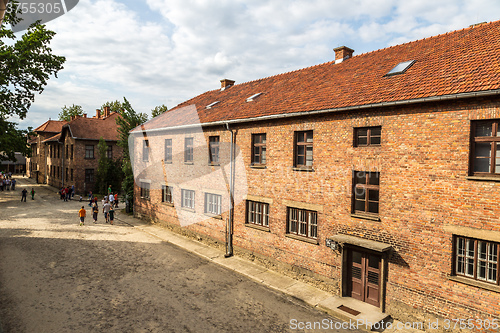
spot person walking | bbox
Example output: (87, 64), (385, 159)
(79, 206), (86, 226)
(109, 206), (114, 225)
(108, 185), (112, 195)
(108, 192), (114, 207)
(114, 193), (118, 208)
(88, 191), (93, 207)
(21, 188), (27, 202)
(30, 188), (35, 200)
(11, 178), (16, 190)
(103, 201), (111, 223)
(92, 202), (99, 224)
(71, 185), (75, 199)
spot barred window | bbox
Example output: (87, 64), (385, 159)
(181, 189), (195, 209)
(85, 145), (94, 159)
(140, 182), (150, 199)
(455, 236), (499, 285)
(287, 207), (317, 239)
(204, 193), (221, 215)
(106, 145), (113, 159)
(85, 169), (94, 183)
(185, 137), (194, 162)
(165, 139), (172, 163)
(162, 185), (173, 204)
(246, 201), (269, 227)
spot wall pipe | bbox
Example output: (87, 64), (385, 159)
(224, 122), (235, 258)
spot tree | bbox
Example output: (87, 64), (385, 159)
(58, 104), (84, 121)
(94, 137), (109, 194)
(151, 104), (168, 118)
(116, 97), (148, 210)
(0, 0), (65, 161)
(102, 100), (123, 113)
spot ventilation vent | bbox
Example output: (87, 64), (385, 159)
(246, 93), (263, 102)
(206, 101), (220, 109)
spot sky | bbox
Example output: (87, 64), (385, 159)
(10, 0), (500, 129)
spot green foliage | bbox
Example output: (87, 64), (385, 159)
(0, 1), (65, 162)
(151, 104), (168, 118)
(58, 104), (83, 121)
(102, 100), (123, 114)
(116, 97), (148, 208)
(94, 137), (124, 195)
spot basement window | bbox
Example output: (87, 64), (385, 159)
(385, 60), (415, 76)
(206, 101), (220, 109)
(246, 93), (263, 102)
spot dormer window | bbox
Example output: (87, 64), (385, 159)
(246, 93), (263, 102)
(206, 101), (220, 109)
(385, 60), (416, 76)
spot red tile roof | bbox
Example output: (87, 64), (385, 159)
(61, 112), (120, 141)
(137, 20), (500, 131)
(34, 120), (67, 133)
(41, 133), (61, 143)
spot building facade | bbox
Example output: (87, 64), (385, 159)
(27, 107), (123, 194)
(131, 21), (500, 326)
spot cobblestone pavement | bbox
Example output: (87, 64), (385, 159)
(0, 177), (360, 333)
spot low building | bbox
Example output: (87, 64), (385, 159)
(131, 21), (500, 325)
(26, 107), (123, 194)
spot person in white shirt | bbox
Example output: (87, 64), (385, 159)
(108, 193), (114, 206)
(103, 201), (111, 223)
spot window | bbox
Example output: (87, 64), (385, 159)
(287, 207), (317, 239)
(85, 169), (94, 183)
(71, 144), (74, 160)
(294, 130), (313, 168)
(143, 140), (149, 162)
(85, 145), (94, 159)
(57, 145), (60, 158)
(162, 185), (173, 204)
(471, 120), (500, 176)
(354, 126), (381, 146)
(246, 201), (269, 227)
(353, 171), (380, 215)
(71, 169), (74, 181)
(184, 137), (194, 162)
(385, 60), (416, 76)
(455, 236), (499, 285)
(65, 145), (68, 158)
(65, 168), (68, 181)
(252, 133), (266, 165)
(164, 139), (172, 163)
(181, 189), (195, 209)
(140, 182), (150, 199)
(106, 145), (113, 159)
(204, 193), (221, 215)
(209, 136), (219, 164)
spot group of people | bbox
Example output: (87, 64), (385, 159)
(21, 188), (35, 202)
(0, 172), (16, 191)
(78, 186), (118, 226)
(59, 185), (75, 201)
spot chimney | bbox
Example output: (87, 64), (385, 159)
(83, 113), (87, 118)
(333, 46), (354, 64)
(220, 79), (235, 90)
(103, 106), (110, 118)
(96, 109), (101, 118)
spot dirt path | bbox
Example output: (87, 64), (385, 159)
(0, 177), (353, 333)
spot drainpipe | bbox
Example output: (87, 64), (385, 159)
(60, 142), (64, 187)
(224, 122), (235, 258)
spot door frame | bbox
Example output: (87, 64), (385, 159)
(341, 244), (388, 312)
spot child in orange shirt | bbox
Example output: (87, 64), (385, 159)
(79, 206), (86, 226)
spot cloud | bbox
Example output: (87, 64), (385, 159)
(17, 0), (500, 130)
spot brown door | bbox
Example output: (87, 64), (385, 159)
(347, 249), (381, 307)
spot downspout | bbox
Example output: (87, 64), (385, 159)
(224, 122), (235, 258)
(61, 142), (64, 187)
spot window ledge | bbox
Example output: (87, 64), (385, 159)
(351, 213), (380, 221)
(245, 223), (270, 232)
(164, 161), (173, 164)
(292, 167), (314, 172)
(204, 213), (222, 219)
(448, 275), (500, 293)
(162, 202), (174, 207)
(250, 164), (267, 169)
(184, 162), (194, 165)
(140, 197), (150, 201)
(466, 176), (500, 182)
(181, 207), (195, 213)
(208, 163), (220, 167)
(285, 233), (319, 245)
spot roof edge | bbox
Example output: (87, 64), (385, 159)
(131, 89), (500, 134)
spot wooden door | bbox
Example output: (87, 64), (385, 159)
(347, 249), (381, 307)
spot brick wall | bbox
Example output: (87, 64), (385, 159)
(134, 96), (500, 324)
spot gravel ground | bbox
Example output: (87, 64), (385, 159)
(0, 178), (357, 333)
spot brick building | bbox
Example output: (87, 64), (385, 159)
(27, 107), (123, 194)
(131, 21), (500, 326)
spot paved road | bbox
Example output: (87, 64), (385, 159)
(0, 178), (358, 333)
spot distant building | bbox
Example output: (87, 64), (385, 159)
(26, 107), (123, 193)
(0, 152), (26, 174)
(130, 21), (500, 325)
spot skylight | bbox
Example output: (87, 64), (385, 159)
(206, 101), (220, 109)
(385, 60), (416, 76)
(246, 93), (263, 102)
